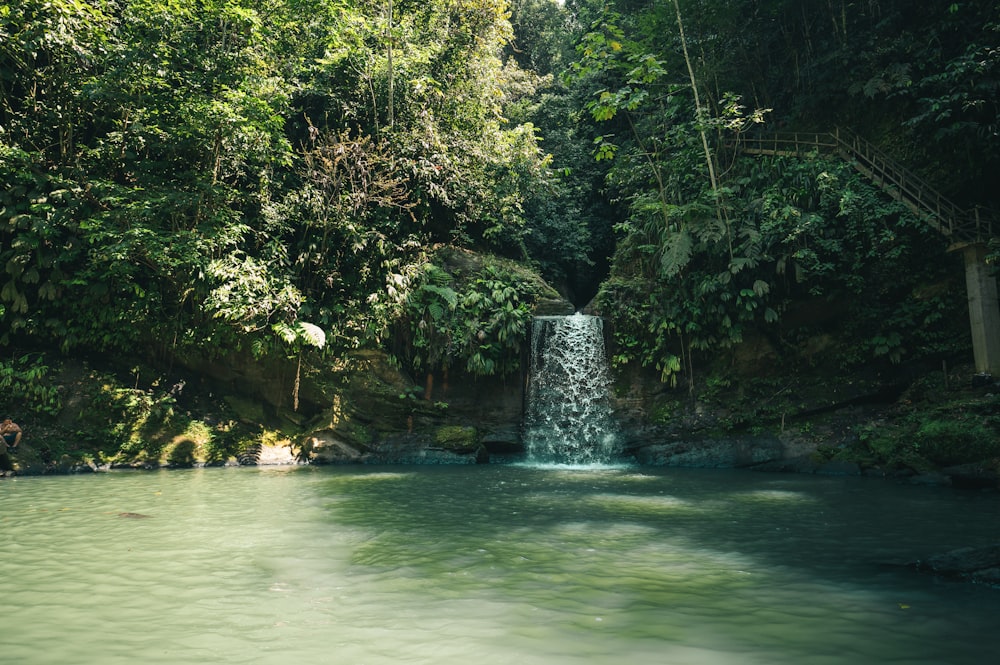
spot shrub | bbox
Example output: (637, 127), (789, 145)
(915, 419), (1000, 466)
(0, 354), (62, 416)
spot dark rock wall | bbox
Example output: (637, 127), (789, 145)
(300, 351), (528, 464)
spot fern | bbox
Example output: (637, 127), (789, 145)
(659, 228), (693, 277)
(296, 322), (326, 349)
(421, 284), (459, 311)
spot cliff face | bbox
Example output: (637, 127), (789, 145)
(607, 361), (879, 471)
(291, 345), (886, 470)
(290, 314), (868, 469)
(299, 350), (527, 465)
(6, 299), (997, 484)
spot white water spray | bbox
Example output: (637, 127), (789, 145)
(524, 314), (620, 464)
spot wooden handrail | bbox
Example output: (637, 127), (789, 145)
(728, 129), (994, 244)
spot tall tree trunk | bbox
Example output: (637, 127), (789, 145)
(672, 0), (718, 195)
(387, 0), (394, 128)
(673, 0), (731, 259)
(293, 352), (302, 412)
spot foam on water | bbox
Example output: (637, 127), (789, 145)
(523, 313), (621, 465)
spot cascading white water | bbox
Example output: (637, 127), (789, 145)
(523, 313), (620, 464)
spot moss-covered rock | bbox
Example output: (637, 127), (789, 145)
(433, 425), (479, 452)
(223, 395), (269, 425)
(166, 438), (197, 468)
(297, 345), (520, 464)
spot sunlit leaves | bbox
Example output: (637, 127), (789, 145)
(273, 320), (326, 350)
(592, 136), (618, 161)
(0, 0), (557, 376)
(0, 354), (62, 415)
(205, 252), (302, 333)
(657, 353), (682, 386)
(0, 0), (115, 161)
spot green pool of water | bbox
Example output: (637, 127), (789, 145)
(2, 465), (998, 664)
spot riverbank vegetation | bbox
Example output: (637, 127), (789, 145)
(3, 0), (999, 473)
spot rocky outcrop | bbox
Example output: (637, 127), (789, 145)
(913, 544), (1000, 586)
(291, 272), (577, 464)
(941, 463), (1000, 490)
(298, 350), (527, 464)
(628, 434), (788, 468)
(532, 298), (576, 316)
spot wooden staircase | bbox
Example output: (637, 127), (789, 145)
(729, 128), (994, 246)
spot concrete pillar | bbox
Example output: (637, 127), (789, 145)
(960, 242), (1000, 375)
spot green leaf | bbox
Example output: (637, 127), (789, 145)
(272, 322), (297, 345)
(660, 229), (693, 278)
(752, 280), (770, 297)
(295, 321), (326, 349)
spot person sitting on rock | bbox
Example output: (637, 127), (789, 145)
(1, 417), (23, 451)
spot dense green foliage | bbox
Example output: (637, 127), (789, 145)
(1, 0), (556, 369)
(398, 250), (549, 376)
(536, 0), (995, 385)
(2, 0), (997, 396)
(0, 354), (61, 416)
(599, 153), (967, 384)
(827, 377), (1000, 470)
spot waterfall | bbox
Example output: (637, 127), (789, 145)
(523, 313), (620, 465)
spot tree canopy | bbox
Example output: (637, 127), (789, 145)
(2, 0), (996, 392)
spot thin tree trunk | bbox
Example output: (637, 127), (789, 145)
(672, 0), (718, 195)
(293, 352), (301, 412)
(625, 111), (671, 230)
(387, 0), (394, 128)
(673, 0), (732, 259)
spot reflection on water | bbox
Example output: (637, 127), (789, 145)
(2, 465), (1000, 664)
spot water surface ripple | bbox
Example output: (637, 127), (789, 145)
(2, 465), (999, 664)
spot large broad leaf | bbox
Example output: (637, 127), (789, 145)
(272, 322), (297, 345)
(295, 321), (326, 350)
(272, 321), (326, 349)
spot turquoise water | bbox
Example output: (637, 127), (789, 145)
(2, 465), (999, 664)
